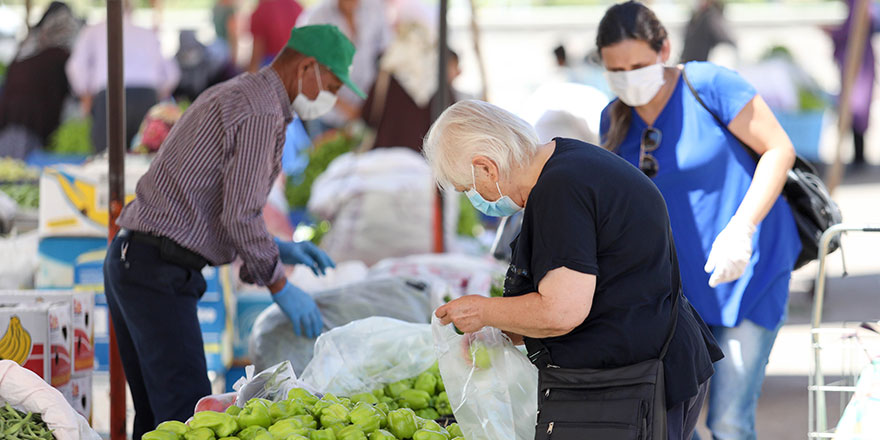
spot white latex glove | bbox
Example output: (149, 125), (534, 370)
(704, 218), (757, 288)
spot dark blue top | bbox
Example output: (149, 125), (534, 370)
(505, 138), (723, 407)
(600, 62), (801, 330)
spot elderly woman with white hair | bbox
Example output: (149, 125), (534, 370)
(427, 99), (724, 440)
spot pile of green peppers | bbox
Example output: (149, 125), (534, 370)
(144, 363), (466, 440)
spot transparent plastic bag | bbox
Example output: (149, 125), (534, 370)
(250, 277), (432, 373)
(431, 315), (538, 440)
(300, 317), (435, 396)
(231, 361), (320, 407)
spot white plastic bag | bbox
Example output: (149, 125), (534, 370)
(249, 277), (432, 372)
(231, 361), (320, 406)
(432, 316), (538, 440)
(0, 360), (100, 440)
(834, 361), (880, 439)
(301, 317), (435, 396)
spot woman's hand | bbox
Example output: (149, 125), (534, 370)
(435, 295), (490, 333)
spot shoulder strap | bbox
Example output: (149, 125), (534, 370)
(659, 228), (681, 360)
(678, 65), (760, 164)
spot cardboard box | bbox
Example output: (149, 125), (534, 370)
(0, 302), (71, 387)
(38, 158), (150, 238)
(36, 237), (106, 289)
(0, 290), (95, 372)
(70, 371), (93, 421)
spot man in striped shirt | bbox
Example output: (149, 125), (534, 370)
(103, 25), (365, 436)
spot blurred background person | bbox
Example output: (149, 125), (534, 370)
(173, 30), (229, 102)
(65, 0), (179, 153)
(597, 2), (800, 439)
(361, 21), (460, 152)
(248, 0), (303, 72)
(681, 0), (736, 63)
(213, 0), (240, 66)
(0, 2), (80, 159)
(299, 0), (392, 133)
(829, 0), (879, 170)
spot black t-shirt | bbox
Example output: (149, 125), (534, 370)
(504, 138), (723, 407)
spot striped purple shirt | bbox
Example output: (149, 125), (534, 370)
(117, 67), (292, 287)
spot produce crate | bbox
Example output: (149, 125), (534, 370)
(0, 301), (72, 389)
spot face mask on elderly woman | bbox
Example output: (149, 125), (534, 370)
(465, 165), (523, 217)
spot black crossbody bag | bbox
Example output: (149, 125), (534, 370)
(680, 67), (842, 269)
(528, 232), (682, 440)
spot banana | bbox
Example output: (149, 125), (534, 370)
(0, 317), (31, 365)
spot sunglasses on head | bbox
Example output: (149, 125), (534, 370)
(640, 127), (662, 178)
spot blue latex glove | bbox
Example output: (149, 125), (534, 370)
(275, 238), (336, 276)
(272, 281), (324, 338)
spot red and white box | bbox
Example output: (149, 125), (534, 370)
(70, 371), (93, 421)
(0, 290), (94, 372)
(0, 302), (72, 388)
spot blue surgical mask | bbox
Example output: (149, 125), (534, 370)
(465, 166), (523, 217)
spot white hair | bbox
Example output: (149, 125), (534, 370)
(423, 100), (540, 190)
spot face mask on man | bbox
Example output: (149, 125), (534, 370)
(604, 61), (665, 107)
(292, 64), (338, 120)
(465, 165), (523, 217)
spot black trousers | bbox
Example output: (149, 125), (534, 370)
(91, 87), (158, 153)
(103, 232), (210, 439)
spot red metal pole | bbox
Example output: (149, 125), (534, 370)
(107, 0), (127, 438)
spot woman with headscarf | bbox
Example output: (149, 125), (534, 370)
(0, 2), (80, 158)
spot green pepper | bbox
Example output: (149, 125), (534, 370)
(350, 392), (379, 405)
(427, 362), (440, 376)
(218, 438), (241, 440)
(238, 426), (270, 440)
(436, 376), (445, 393)
(289, 388), (320, 406)
(412, 429), (448, 440)
(413, 372), (438, 395)
(398, 389), (431, 410)
(269, 418), (306, 438)
(327, 423), (347, 436)
(238, 401), (273, 429)
(226, 405), (242, 416)
(384, 380), (411, 399)
(374, 402), (390, 420)
(270, 400), (307, 421)
(349, 402), (383, 434)
(248, 398), (273, 408)
(336, 425), (367, 440)
(434, 392), (452, 416)
(420, 421), (445, 433)
(446, 423), (463, 438)
(191, 411), (239, 437)
(142, 431), (180, 440)
(368, 430), (396, 440)
(372, 389), (386, 399)
(184, 427), (217, 440)
(309, 428), (336, 440)
(291, 414), (318, 430)
(157, 420), (189, 435)
(416, 408), (440, 421)
(468, 341), (492, 369)
(319, 403), (350, 427)
(284, 436), (310, 440)
(387, 408), (419, 439)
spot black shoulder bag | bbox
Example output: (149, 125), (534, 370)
(680, 67), (842, 269)
(529, 231), (682, 440)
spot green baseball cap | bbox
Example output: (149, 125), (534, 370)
(286, 24), (366, 99)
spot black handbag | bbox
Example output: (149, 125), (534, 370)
(680, 67), (842, 269)
(528, 232), (682, 440)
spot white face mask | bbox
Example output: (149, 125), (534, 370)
(292, 65), (338, 120)
(604, 62), (666, 107)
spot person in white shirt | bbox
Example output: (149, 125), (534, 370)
(298, 0), (391, 130)
(65, 0), (179, 152)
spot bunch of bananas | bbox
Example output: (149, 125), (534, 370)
(0, 316), (32, 365)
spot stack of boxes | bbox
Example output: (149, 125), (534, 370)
(0, 290), (94, 420)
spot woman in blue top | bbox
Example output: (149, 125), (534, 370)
(597, 2), (801, 439)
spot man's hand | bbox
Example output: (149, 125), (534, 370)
(435, 295), (490, 333)
(275, 238), (336, 276)
(272, 281), (323, 338)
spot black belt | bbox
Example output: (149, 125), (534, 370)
(120, 229), (209, 271)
